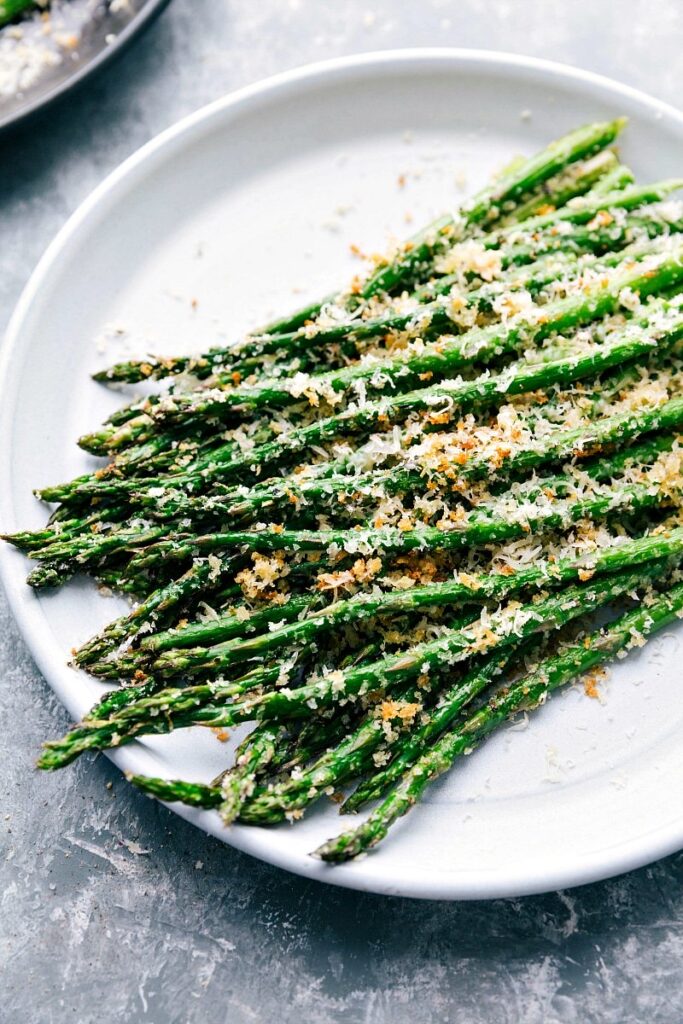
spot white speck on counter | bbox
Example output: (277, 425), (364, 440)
(120, 838), (150, 856)
(557, 891), (580, 937)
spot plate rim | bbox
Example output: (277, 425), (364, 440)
(0, 0), (173, 135)
(2, 47), (683, 900)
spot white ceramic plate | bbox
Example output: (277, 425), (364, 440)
(2, 50), (683, 900)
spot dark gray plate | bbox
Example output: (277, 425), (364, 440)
(0, 0), (171, 133)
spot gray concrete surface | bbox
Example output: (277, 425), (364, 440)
(2, 2), (683, 1021)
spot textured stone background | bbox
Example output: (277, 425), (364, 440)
(2, 2), (683, 1021)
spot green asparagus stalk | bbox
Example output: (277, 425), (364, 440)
(36, 562), (670, 769)
(90, 635), (384, 730)
(87, 249), (577, 389)
(218, 722), (285, 824)
(6, 354), (671, 558)
(316, 577), (683, 861)
(362, 121), (628, 301)
(128, 702), (374, 812)
(36, 295), (683, 509)
(25, 415), (681, 596)
(119, 423), (679, 535)
(103, 131), (627, 385)
(91, 253), (683, 442)
(70, 436), (682, 683)
(95, 136), (630, 387)
(453, 395), (683, 483)
(589, 163), (635, 195)
(237, 686), (429, 825)
(277, 119), (629, 330)
(89, 180), (680, 395)
(72, 557), (232, 666)
(497, 149), (621, 224)
(86, 661), (285, 721)
(490, 179), (682, 242)
(48, 471), (679, 575)
(128, 774), (222, 809)
(237, 645), (528, 825)
(150, 526), (683, 680)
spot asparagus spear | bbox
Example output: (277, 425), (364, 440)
(100, 124), (621, 389)
(496, 149), (621, 224)
(135, 391), (683, 536)
(90, 251), (683, 439)
(44, 469), (680, 578)
(121, 560), (683, 824)
(36, 562), (671, 769)
(359, 122), (630, 300)
(115, 420), (678, 535)
(102, 152), (630, 393)
(242, 120), (630, 337)
(217, 723), (285, 824)
(6, 351), (670, 561)
(86, 661), (285, 722)
(451, 395), (683, 483)
(316, 577), (683, 861)
(489, 180), (682, 243)
(72, 557), (232, 666)
(35, 294), (683, 509)
(85, 591), (322, 678)
(32, 445), (681, 599)
(127, 774), (222, 809)
(65, 431), (665, 646)
(589, 163), (635, 195)
(61, 435), (681, 684)
(236, 645), (531, 825)
(149, 526), (683, 680)
(236, 685), (432, 825)
(90, 636), (384, 733)
(23, 396), (682, 598)
(89, 178), (680, 395)
(459, 119), (626, 225)
(86, 248), (580, 389)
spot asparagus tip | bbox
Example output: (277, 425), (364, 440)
(77, 433), (111, 455)
(36, 743), (70, 771)
(311, 834), (364, 863)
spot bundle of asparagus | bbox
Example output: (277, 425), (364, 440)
(7, 117), (683, 862)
